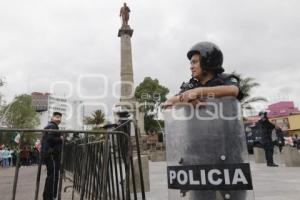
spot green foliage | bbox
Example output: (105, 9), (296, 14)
(135, 77), (169, 113)
(84, 109), (105, 130)
(0, 94), (40, 146)
(144, 114), (164, 133)
(0, 78), (7, 145)
(3, 94), (40, 128)
(135, 77), (169, 132)
(0, 77), (5, 113)
(232, 72), (267, 111)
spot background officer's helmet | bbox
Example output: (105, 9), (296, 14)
(187, 41), (224, 74)
(259, 111), (268, 118)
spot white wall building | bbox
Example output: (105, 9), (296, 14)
(70, 100), (84, 131)
(32, 92), (85, 131)
(32, 92), (68, 130)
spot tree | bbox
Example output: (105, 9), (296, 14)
(4, 94), (40, 128)
(135, 77), (169, 132)
(0, 78), (7, 145)
(84, 109), (105, 130)
(233, 72), (267, 112)
(0, 78), (4, 104)
(1, 94), (40, 146)
(0, 78), (5, 118)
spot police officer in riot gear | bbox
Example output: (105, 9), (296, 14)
(257, 111), (278, 167)
(164, 42), (251, 200)
(164, 41), (243, 107)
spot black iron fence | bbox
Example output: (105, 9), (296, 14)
(0, 120), (146, 200)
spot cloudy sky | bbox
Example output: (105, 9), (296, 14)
(1, 0), (300, 119)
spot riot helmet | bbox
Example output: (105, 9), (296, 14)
(187, 41), (224, 74)
(258, 111), (268, 119)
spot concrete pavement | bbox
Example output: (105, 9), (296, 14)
(1, 157), (300, 200)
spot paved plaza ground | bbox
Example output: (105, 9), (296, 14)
(1, 156), (300, 200)
(146, 159), (300, 200)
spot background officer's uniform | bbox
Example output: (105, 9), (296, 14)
(41, 121), (62, 200)
(275, 127), (285, 152)
(256, 118), (276, 166)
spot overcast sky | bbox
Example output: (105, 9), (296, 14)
(1, 0), (300, 119)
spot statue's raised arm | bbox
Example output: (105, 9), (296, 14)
(120, 3), (130, 26)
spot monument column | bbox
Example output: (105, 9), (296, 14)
(116, 4), (149, 194)
(117, 3), (146, 136)
(118, 26), (134, 102)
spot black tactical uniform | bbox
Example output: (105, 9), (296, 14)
(178, 73), (243, 101)
(173, 42), (248, 200)
(256, 112), (277, 166)
(41, 121), (62, 200)
(275, 127), (285, 152)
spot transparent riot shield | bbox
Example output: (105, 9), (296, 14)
(164, 97), (255, 200)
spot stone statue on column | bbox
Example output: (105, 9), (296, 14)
(117, 3), (146, 136)
(120, 2), (131, 26)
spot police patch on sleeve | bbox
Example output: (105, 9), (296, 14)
(229, 77), (238, 83)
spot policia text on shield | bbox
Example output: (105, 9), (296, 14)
(163, 42), (254, 200)
(168, 163), (253, 191)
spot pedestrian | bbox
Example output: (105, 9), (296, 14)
(257, 111), (278, 167)
(1, 147), (10, 168)
(7, 148), (12, 167)
(12, 149), (17, 166)
(41, 112), (63, 200)
(0, 146), (3, 167)
(293, 134), (300, 149)
(32, 147), (39, 165)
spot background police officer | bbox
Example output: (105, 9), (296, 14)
(275, 126), (285, 152)
(257, 111), (278, 167)
(41, 112), (63, 200)
(164, 41), (243, 107)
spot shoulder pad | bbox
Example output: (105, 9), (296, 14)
(218, 73), (231, 79)
(180, 81), (188, 89)
(229, 77), (238, 83)
(218, 73), (240, 83)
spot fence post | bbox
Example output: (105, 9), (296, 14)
(134, 122), (146, 200)
(71, 141), (77, 200)
(34, 132), (43, 200)
(100, 132), (110, 199)
(58, 133), (66, 200)
(11, 132), (22, 200)
(80, 133), (89, 200)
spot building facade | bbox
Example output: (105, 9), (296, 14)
(267, 101), (300, 118)
(245, 101), (300, 136)
(270, 114), (300, 136)
(32, 92), (68, 130)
